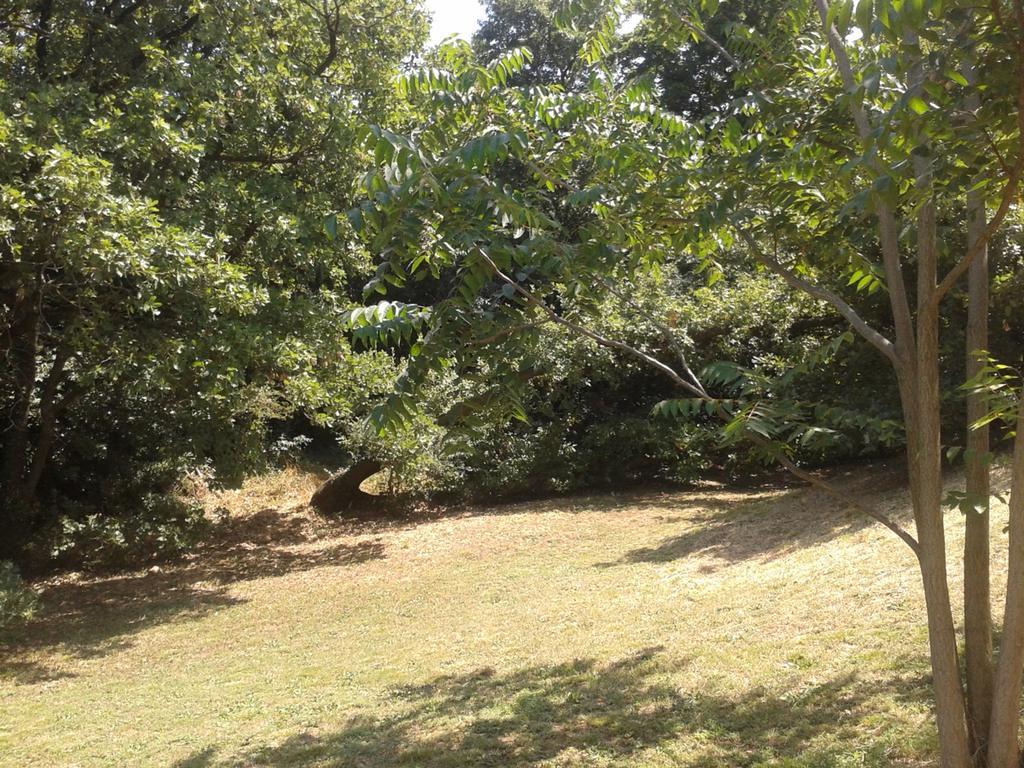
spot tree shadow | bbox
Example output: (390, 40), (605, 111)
(0, 508), (385, 672)
(597, 467), (913, 572)
(0, 658), (77, 685)
(174, 647), (932, 767)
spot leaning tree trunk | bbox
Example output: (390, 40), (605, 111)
(987, 401), (1024, 768)
(309, 459), (383, 515)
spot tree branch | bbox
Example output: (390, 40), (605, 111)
(930, 83), (1024, 307)
(475, 249), (708, 398)
(769, 442), (921, 555)
(474, 248), (919, 553)
(679, 13), (743, 71)
(593, 274), (709, 397)
(736, 228), (900, 367)
(813, 0), (915, 369)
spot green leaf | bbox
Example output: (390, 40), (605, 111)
(836, 0), (854, 34)
(945, 70), (968, 87)
(855, 0), (873, 36)
(907, 96), (929, 115)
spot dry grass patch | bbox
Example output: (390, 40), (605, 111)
(0, 461), (1012, 767)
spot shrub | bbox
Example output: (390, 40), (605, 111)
(0, 561), (39, 628)
(32, 492), (209, 572)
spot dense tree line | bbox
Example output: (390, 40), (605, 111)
(0, 0), (914, 570)
(2, 0), (1020, 561)
(0, 0), (425, 565)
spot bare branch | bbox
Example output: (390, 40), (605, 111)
(813, 0), (872, 140)
(475, 250), (708, 398)
(769, 442), (921, 555)
(679, 14), (742, 71)
(736, 228), (900, 367)
(593, 275), (709, 397)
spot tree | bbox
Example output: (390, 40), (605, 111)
(474, 0), (783, 118)
(344, 1), (1024, 763)
(474, 0), (588, 87)
(0, 0), (426, 563)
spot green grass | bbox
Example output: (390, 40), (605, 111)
(1, 463), (1010, 767)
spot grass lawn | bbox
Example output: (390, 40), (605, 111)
(0, 462), (1012, 767)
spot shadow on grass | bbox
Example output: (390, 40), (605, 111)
(0, 658), (78, 684)
(597, 469), (912, 572)
(2, 461), (912, 686)
(173, 647), (932, 768)
(0, 509), (384, 672)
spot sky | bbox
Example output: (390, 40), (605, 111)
(424, 0), (486, 44)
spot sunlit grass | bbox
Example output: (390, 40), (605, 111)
(0, 463), (1010, 767)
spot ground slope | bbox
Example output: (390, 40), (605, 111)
(0, 463), (1013, 767)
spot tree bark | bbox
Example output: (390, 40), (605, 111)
(905, 334), (973, 768)
(900, 357), (973, 768)
(963, 181), (995, 760)
(987, 400), (1024, 768)
(910, 172), (972, 768)
(894, 312), (971, 768)
(899, 359), (971, 768)
(1, 286), (41, 506)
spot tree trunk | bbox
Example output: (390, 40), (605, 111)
(963, 182), (995, 760)
(1, 285), (41, 561)
(908, 185), (972, 768)
(24, 347), (77, 498)
(987, 401), (1024, 768)
(309, 459), (383, 515)
(903, 370), (973, 768)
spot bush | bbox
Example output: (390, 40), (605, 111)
(0, 561), (39, 628)
(32, 493), (209, 572)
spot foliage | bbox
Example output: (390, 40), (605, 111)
(0, 0), (426, 563)
(965, 357), (1022, 434)
(29, 461), (211, 571)
(341, 33), (878, 472)
(473, 0), (591, 87)
(342, 406), (462, 496)
(342, 1), (1024, 763)
(0, 560), (38, 628)
(444, 269), (889, 497)
(345, 0), (1020, 471)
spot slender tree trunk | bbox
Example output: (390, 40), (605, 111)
(0, 285), (41, 562)
(904, 365), (976, 768)
(1, 288), (40, 497)
(987, 400), (1024, 768)
(899, 363), (972, 768)
(963, 181), (995, 761)
(907, 360), (973, 768)
(910, 184), (973, 768)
